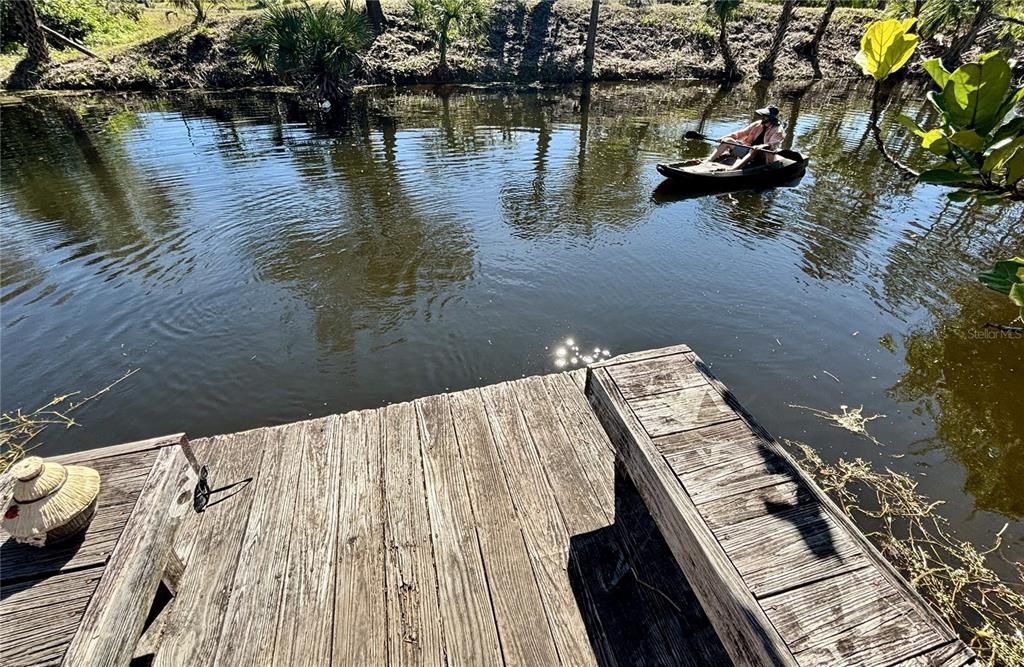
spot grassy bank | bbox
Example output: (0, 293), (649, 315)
(3, 0), (883, 91)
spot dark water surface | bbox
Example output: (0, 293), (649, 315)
(2, 81), (1022, 557)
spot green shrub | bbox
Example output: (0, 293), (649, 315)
(1, 0), (138, 50)
(408, 0), (487, 75)
(237, 0), (370, 102)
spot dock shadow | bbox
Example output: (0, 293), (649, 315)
(568, 467), (731, 666)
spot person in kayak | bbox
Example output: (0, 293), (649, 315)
(706, 105), (785, 168)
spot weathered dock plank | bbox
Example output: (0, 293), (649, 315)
(448, 388), (563, 666)
(587, 345), (975, 667)
(273, 417), (342, 666)
(382, 402), (445, 666)
(332, 410), (388, 665)
(154, 432), (266, 667)
(415, 394), (503, 665)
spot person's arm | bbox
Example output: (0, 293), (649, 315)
(722, 122), (757, 143)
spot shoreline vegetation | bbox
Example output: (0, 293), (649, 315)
(1, 0), (1016, 94)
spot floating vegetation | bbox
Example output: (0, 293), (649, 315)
(792, 442), (1024, 667)
(790, 403), (886, 446)
(551, 337), (611, 368)
(0, 370), (138, 476)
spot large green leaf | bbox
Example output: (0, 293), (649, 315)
(855, 19), (918, 81)
(993, 115), (1024, 143)
(982, 135), (1024, 174)
(1011, 283), (1024, 310)
(921, 129), (951, 156)
(922, 58), (951, 89)
(1004, 147), (1024, 186)
(942, 51), (1012, 134)
(896, 113), (926, 137)
(948, 129), (987, 152)
(978, 257), (1024, 296)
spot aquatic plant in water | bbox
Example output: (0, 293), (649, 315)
(793, 442), (1024, 666)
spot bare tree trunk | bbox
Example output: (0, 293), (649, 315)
(808, 0), (836, 79)
(12, 0), (50, 64)
(366, 0), (386, 34)
(757, 0), (796, 80)
(718, 18), (739, 81)
(941, 3), (992, 71)
(583, 0), (600, 80)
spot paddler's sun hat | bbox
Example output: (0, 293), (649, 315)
(2, 456), (100, 547)
(755, 105), (780, 120)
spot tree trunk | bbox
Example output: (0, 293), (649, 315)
(941, 3), (992, 71)
(366, 0), (386, 34)
(583, 0), (600, 80)
(12, 0), (50, 64)
(757, 0), (796, 80)
(808, 0), (836, 80)
(718, 18), (739, 81)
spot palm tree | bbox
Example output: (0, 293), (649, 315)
(11, 0), (49, 65)
(757, 0), (796, 80)
(409, 0), (487, 76)
(583, 0), (600, 80)
(707, 0), (742, 81)
(807, 0), (836, 79)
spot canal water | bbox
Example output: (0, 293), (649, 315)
(2, 81), (1021, 559)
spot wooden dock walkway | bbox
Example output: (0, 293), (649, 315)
(0, 345), (973, 666)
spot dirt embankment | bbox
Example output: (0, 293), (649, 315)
(6, 1), (886, 91)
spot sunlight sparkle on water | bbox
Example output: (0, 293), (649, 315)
(550, 336), (611, 368)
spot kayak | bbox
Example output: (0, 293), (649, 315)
(656, 149), (809, 190)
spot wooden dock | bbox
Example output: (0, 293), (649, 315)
(0, 345), (973, 666)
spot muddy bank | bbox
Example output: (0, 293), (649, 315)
(4, 1), (895, 91)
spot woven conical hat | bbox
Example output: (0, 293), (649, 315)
(3, 457), (101, 539)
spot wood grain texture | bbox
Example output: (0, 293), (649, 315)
(480, 380), (599, 667)
(54, 433), (186, 466)
(213, 425), (304, 666)
(0, 568), (102, 667)
(447, 389), (561, 667)
(415, 394), (503, 665)
(333, 409), (388, 666)
(511, 377), (610, 534)
(273, 417), (342, 666)
(381, 402), (445, 666)
(630, 384), (737, 438)
(761, 567), (945, 666)
(607, 354), (708, 400)
(894, 641), (978, 666)
(63, 444), (196, 667)
(542, 372), (616, 521)
(154, 432), (268, 667)
(589, 344), (692, 368)
(587, 365), (797, 667)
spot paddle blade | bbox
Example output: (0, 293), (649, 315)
(684, 130), (705, 139)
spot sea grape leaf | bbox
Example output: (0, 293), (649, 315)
(993, 115), (1024, 143)
(856, 19), (918, 81)
(978, 257), (1024, 295)
(1010, 283), (1024, 309)
(922, 58), (951, 89)
(942, 50), (1012, 135)
(896, 113), (926, 137)
(983, 136), (1024, 174)
(1003, 147), (1024, 186)
(948, 129), (987, 152)
(921, 129), (951, 156)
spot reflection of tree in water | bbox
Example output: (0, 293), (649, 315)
(1, 99), (184, 289)
(249, 106), (476, 353)
(889, 285), (1024, 518)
